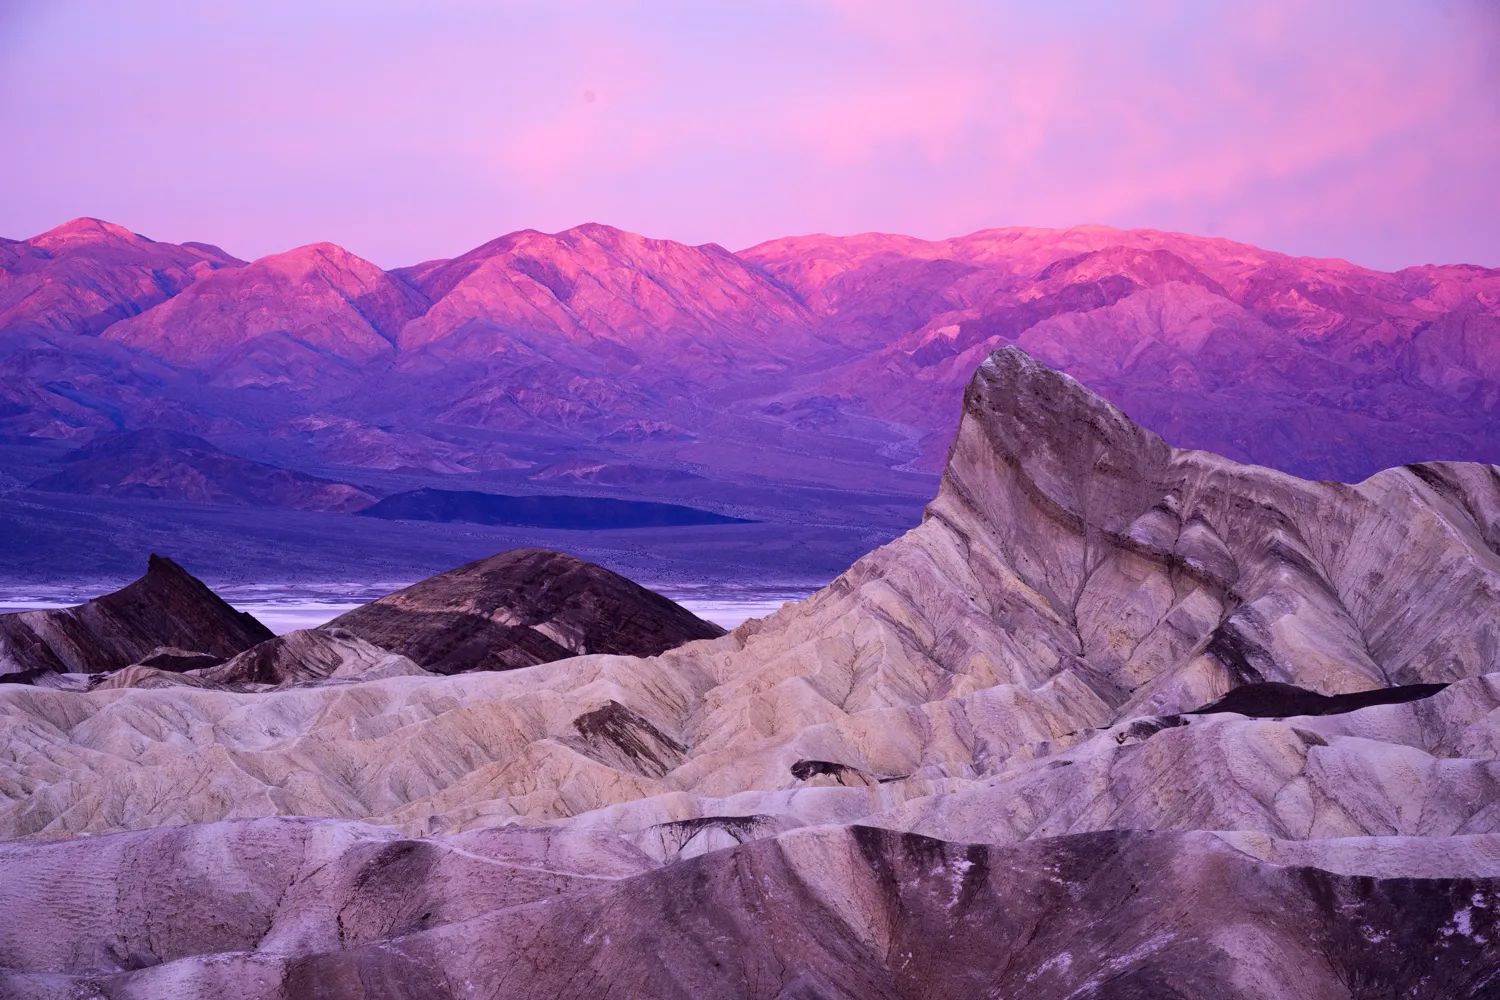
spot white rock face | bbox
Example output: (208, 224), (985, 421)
(3, 347), (1500, 996)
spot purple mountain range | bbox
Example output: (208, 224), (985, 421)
(4, 216), (1498, 504)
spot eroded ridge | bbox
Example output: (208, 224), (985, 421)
(4, 348), (1500, 996)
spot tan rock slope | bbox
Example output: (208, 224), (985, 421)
(3, 347), (1500, 996)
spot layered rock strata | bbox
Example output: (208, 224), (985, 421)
(0, 555), (272, 679)
(323, 547), (727, 673)
(3, 348), (1500, 996)
(2, 819), (1496, 1000)
(89, 628), (434, 692)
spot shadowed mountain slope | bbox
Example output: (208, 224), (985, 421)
(324, 547), (727, 673)
(0, 219), (247, 446)
(30, 429), (376, 511)
(1192, 680), (1452, 718)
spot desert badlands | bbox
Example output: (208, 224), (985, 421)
(1, 348), (1498, 997)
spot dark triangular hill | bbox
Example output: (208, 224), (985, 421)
(0, 555), (273, 678)
(323, 548), (726, 674)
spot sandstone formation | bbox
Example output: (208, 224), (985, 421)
(75, 630), (429, 694)
(0, 554), (272, 679)
(324, 547), (728, 673)
(193, 627), (429, 687)
(3, 349), (1500, 995)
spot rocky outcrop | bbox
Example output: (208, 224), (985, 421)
(0, 817), (658, 991)
(324, 548), (726, 673)
(175, 628), (431, 689)
(0, 554), (272, 678)
(79, 628), (433, 693)
(5, 351), (1499, 840)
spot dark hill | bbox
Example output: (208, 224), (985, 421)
(0, 554), (273, 678)
(356, 487), (751, 529)
(324, 547), (726, 674)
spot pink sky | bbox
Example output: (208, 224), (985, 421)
(1, 0), (1497, 271)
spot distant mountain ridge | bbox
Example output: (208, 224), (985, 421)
(30, 428), (376, 512)
(358, 487), (751, 530)
(0, 218), (242, 339)
(3, 215), (1498, 499)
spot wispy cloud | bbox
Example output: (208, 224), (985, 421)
(0, 0), (1494, 269)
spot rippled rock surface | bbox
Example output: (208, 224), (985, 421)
(4, 349), (1500, 997)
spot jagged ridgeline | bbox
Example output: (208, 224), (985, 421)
(3, 348), (1500, 998)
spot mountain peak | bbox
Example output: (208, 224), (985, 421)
(957, 345), (1173, 497)
(566, 221), (629, 241)
(29, 217), (149, 251)
(17, 217), (245, 268)
(179, 241), (244, 264)
(254, 241), (385, 279)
